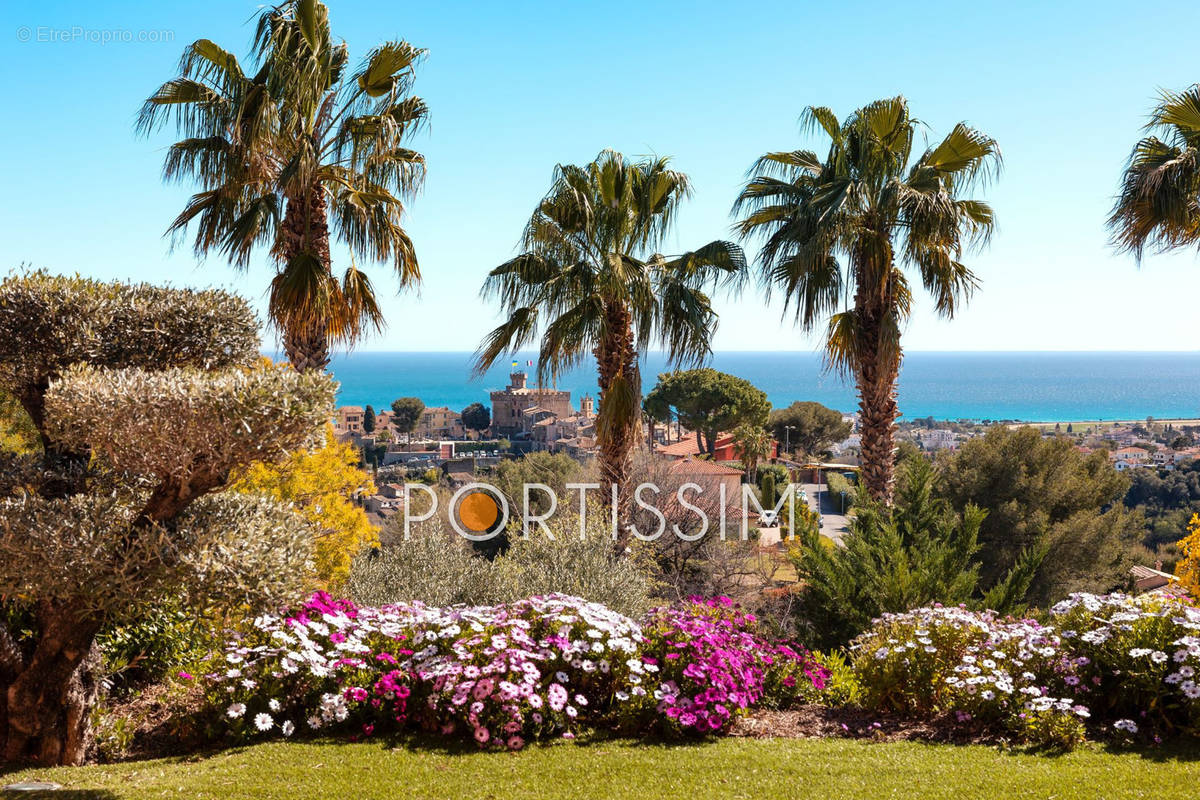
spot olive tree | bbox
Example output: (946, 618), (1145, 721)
(0, 272), (333, 766)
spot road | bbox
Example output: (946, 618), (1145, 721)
(801, 481), (850, 546)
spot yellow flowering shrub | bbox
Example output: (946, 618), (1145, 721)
(0, 390), (38, 454)
(1176, 514), (1200, 598)
(231, 425), (377, 589)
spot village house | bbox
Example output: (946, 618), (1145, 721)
(416, 406), (466, 440)
(655, 431), (780, 463)
(666, 457), (744, 499)
(1151, 449), (1176, 467)
(334, 406), (365, 438)
(915, 429), (958, 451)
(1110, 446), (1150, 469)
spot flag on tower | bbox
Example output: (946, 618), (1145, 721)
(511, 360), (518, 369)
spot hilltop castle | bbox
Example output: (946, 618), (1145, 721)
(490, 371), (596, 453)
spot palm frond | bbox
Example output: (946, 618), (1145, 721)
(473, 306), (540, 376)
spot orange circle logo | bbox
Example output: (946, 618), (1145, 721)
(458, 491), (500, 532)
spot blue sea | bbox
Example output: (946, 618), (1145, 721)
(316, 351), (1200, 422)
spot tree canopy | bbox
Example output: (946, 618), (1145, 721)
(461, 402), (491, 433)
(768, 401), (851, 458)
(937, 426), (1144, 605)
(644, 369), (769, 455)
(138, 0), (428, 370)
(390, 397), (424, 433)
(473, 150), (746, 546)
(734, 97), (999, 502)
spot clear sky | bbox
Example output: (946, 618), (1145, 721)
(4, 0), (1200, 353)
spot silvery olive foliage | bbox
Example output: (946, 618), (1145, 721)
(0, 271), (334, 619)
(45, 363), (334, 484)
(0, 492), (313, 620)
(0, 271), (259, 408)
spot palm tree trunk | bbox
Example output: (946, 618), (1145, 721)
(278, 186), (333, 372)
(595, 301), (639, 554)
(855, 310), (900, 505)
(283, 321), (331, 373)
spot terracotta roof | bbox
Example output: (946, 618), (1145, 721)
(1130, 564), (1176, 581)
(668, 457), (743, 476)
(656, 432), (733, 458)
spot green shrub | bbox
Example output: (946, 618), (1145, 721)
(760, 472), (777, 509)
(95, 605), (214, 695)
(825, 472), (855, 510)
(850, 604), (1088, 748)
(796, 650), (862, 707)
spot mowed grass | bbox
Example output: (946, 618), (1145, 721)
(3, 736), (1200, 800)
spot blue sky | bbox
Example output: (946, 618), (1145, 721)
(3, 0), (1200, 352)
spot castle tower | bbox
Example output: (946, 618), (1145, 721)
(510, 371), (528, 390)
(581, 394), (594, 419)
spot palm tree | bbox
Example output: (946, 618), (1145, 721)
(475, 150), (746, 544)
(732, 423), (773, 484)
(734, 97), (999, 503)
(137, 0), (427, 370)
(1110, 85), (1200, 260)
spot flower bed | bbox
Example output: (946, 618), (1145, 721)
(1048, 592), (1200, 738)
(850, 592), (1200, 747)
(630, 597), (828, 735)
(202, 593), (827, 749)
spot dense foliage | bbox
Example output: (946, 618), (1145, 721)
(851, 591), (1200, 747)
(644, 369), (769, 455)
(792, 459), (1043, 649)
(768, 401), (851, 458)
(1124, 462), (1200, 552)
(1175, 515), (1200, 598)
(231, 425), (379, 589)
(0, 392), (37, 455)
(461, 402), (491, 433)
(345, 514), (652, 618)
(852, 604), (1089, 748)
(938, 427), (1144, 604)
(390, 397), (425, 434)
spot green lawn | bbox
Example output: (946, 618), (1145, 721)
(3, 737), (1199, 800)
